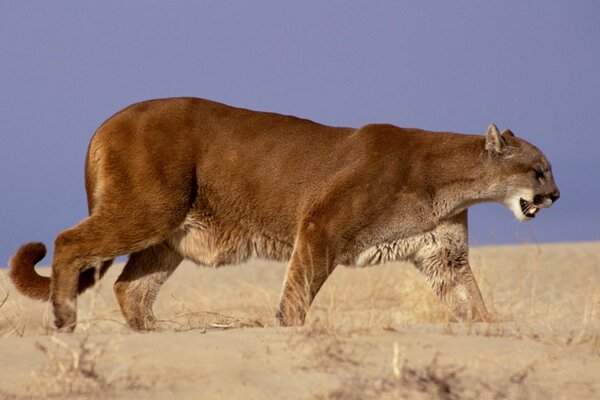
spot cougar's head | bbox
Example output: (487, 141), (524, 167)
(485, 124), (560, 221)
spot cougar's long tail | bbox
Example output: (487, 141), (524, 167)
(8, 242), (112, 301)
(8, 242), (51, 300)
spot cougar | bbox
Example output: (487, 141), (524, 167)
(9, 97), (560, 331)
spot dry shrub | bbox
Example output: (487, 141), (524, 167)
(28, 333), (145, 399)
(320, 343), (535, 400)
(159, 309), (264, 331)
(288, 318), (362, 373)
(320, 352), (466, 400)
(0, 273), (26, 337)
(158, 293), (266, 332)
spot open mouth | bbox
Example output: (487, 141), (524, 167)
(519, 198), (540, 218)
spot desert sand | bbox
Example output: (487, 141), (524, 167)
(1, 241), (599, 399)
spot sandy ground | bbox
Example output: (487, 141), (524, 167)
(0, 242), (599, 399)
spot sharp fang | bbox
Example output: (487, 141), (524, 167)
(530, 207), (539, 214)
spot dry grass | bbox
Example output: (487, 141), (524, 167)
(5, 243), (597, 339)
(465, 245), (600, 351)
(0, 242), (598, 398)
(2, 243), (598, 344)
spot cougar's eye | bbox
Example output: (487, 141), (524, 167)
(534, 169), (545, 183)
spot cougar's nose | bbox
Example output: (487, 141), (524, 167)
(550, 190), (560, 203)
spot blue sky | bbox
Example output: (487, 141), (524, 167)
(1, 2), (599, 266)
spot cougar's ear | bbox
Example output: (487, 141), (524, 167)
(485, 124), (507, 155)
(501, 129), (515, 140)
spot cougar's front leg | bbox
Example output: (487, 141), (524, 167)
(414, 246), (489, 322)
(452, 263), (489, 322)
(412, 211), (489, 322)
(277, 220), (337, 326)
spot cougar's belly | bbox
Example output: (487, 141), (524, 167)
(166, 213), (293, 267)
(344, 232), (439, 267)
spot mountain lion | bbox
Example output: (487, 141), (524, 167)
(9, 98), (560, 331)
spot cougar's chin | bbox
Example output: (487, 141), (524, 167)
(519, 198), (539, 219)
(506, 192), (536, 222)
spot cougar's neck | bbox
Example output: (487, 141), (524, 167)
(428, 136), (496, 219)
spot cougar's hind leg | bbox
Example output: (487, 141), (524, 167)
(51, 210), (187, 332)
(52, 110), (199, 332)
(114, 243), (183, 331)
(51, 216), (108, 332)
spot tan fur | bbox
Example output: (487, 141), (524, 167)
(8, 98), (560, 331)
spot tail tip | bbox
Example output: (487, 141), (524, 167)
(9, 242), (47, 270)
